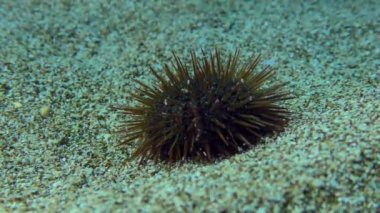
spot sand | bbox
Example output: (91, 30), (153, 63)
(0, 0), (379, 212)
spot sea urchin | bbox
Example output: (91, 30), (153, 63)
(113, 48), (292, 164)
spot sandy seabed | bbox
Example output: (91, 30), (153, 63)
(0, 0), (379, 212)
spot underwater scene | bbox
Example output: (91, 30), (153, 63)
(0, 0), (379, 212)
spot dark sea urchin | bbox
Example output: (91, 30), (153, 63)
(113, 49), (292, 164)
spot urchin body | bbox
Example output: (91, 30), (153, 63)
(114, 49), (291, 163)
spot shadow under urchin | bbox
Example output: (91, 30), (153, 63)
(112, 48), (293, 164)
